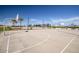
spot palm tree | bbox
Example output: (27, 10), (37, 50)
(11, 19), (17, 26)
(18, 17), (23, 29)
(15, 14), (23, 29)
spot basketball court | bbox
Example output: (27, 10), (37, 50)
(0, 28), (79, 53)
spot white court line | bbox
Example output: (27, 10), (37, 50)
(6, 32), (10, 53)
(57, 29), (78, 53)
(13, 34), (50, 53)
(60, 38), (75, 53)
(6, 30), (22, 53)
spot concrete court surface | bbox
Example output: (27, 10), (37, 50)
(0, 28), (79, 53)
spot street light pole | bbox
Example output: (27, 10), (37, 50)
(42, 18), (45, 29)
(27, 16), (30, 30)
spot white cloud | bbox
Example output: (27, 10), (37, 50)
(50, 17), (79, 25)
(25, 17), (79, 26)
(49, 16), (79, 26)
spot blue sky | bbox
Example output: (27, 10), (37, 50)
(0, 5), (79, 26)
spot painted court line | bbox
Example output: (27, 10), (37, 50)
(57, 29), (79, 53)
(13, 34), (50, 53)
(60, 38), (75, 53)
(6, 32), (10, 53)
(6, 31), (22, 53)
